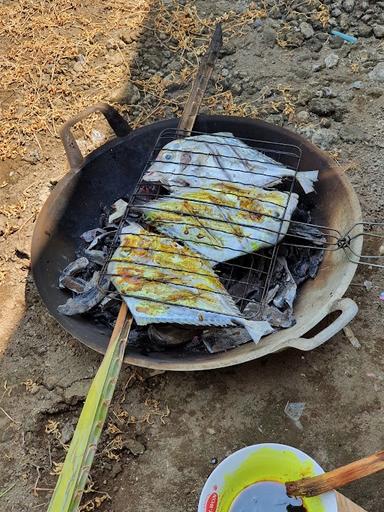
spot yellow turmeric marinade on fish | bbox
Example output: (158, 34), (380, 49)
(137, 182), (299, 264)
(108, 223), (273, 342)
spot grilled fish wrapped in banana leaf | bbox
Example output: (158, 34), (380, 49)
(145, 132), (318, 194)
(137, 182), (298, 264)
(108, 223), (273, 343)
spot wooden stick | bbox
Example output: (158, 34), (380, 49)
(286, 450), (384, 498)
(177, 23), (222, 136)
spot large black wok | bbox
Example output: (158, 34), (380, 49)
(31, 104), (362, 371)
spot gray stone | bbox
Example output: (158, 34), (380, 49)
(339, 13), (350, 30)
(332, 7), (342, 17)
(110, 83), (141, 104)
(296, 110), (310, 123)
(324, 53), (339, 69)
(262, 24), (277, 48)
(311, 128), (338, 150)
(312, 61), (325, 72)
(295, 67), (310, 79)
(221, 68), (229, 77)
(329, 36), (344, 49)
(300, 21), (314, 39)
(308, 38), (323, 52)
(111, 462), (123, 478)
(358, 23), (373, 37)
(350, 80), (364, 89)
(61, 422), (75, 444)
(342, 0), (355, 13)
(369, 62), (384, 82)
(124, 438), (145, 456)
(22, 148), (41, 165)
(232, 83), (242, 95)
(108, 52), (124, 66)
(309, 98), (337, 117)
(373, 25), (384, 38)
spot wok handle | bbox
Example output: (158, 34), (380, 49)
(287, 298), (358, 351)
(60, 102), (131, 171)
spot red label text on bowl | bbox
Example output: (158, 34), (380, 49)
(205, 492), (218, 512)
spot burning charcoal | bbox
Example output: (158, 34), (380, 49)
(287, 222), (326, 247)
(60, 275), (87, 294)
(148, 324), (201, 347)
(81, 228), (105, 243)
(87, 230), (116, 250)
(84, 249), (106, 266)
(58, 272), (110, 316)
(244, 301), (295, 329)
(272, 257), (297, 309)
(108, 199), (128, 224)
(59, 257), (89, 289)
(202, 326), (251, 353)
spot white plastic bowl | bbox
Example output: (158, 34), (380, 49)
(198, 443), (338, 512)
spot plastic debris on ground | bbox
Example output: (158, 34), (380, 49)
(284, 401), (305, 430)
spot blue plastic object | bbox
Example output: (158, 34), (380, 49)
(331, 30), (358, 44)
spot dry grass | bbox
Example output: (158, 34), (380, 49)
(0, 0), (152, 160)
(0, 0), (329, 161)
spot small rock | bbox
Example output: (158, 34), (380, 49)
(108, 52), (124, 66)
(342, 0), (355, 13)
(308, 38), (323, 52)
(296, 110), (310, 123)
(332, 7), (342, 17)
(120, 32), (136, 44)
(373, 25), (384, 38)
(324, 53), (339, 69)
(206, 427), (216, 435)
(300, 21), (314, 39)
(221, 68), (229, 77)
(262, 24), (277, 48)
(285, 32), (305, 47)
(311, 128), (338, 150)
(358, 23), (373, 37)
(124, 438), (145, 456)
(339, 13), (350, 30)
(232, 83), (242, 96)
(320, 118), (331, 128)
(210, 457), (218, 465)
(106, 39), (118, 50)
(295, 67), (310, 79)
(312, 61), (325, 72)
(350, 80), (364, 89)
(364, 280), (373, 291)
(73, 61), (84, 73)
(111, 462), (123, 478)
(61, 422), (75, 444)
(22, 148), (41, 165)
(110, 83), (141, 104)
(369, 62), (384, 82)
(329, 36), (344, 49)
(309, 98), (336, 116)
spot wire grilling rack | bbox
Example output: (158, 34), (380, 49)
(98, 128), (384, 323)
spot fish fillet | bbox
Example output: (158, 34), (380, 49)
(137, 182), (298, 264)
(108, 223), (273, 343)
(145, 132), (318, 194)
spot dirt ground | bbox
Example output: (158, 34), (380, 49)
(1, 0), (384, 511)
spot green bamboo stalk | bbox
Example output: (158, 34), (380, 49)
(47, 303), (132, 512)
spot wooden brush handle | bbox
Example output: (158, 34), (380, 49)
(286, 450), (384, 498)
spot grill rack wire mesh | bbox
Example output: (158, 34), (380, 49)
(98, 129), (383, 320)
